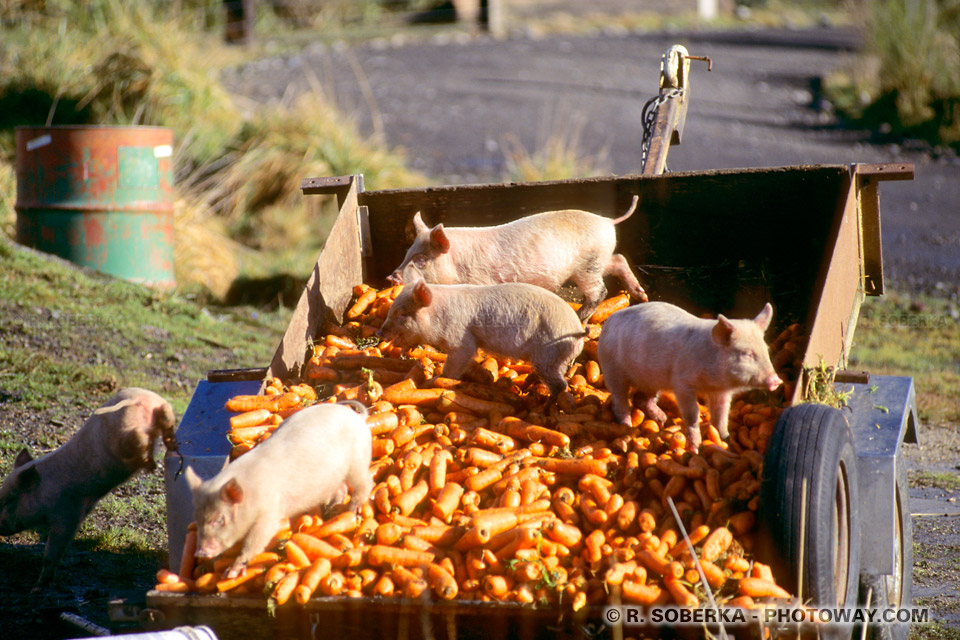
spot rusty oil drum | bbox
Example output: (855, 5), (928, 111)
(15, 125), (175, 288)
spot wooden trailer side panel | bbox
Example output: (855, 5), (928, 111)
(267, 179), (363, 381)
(359, 166), (848, 333)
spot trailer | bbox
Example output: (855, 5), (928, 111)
(146, 46), (918, 640)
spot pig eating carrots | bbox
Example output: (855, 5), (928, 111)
(378, 266), (585, 401)
(597, 302), (783, 452)
(387, 196), (647, 322)
(184, 402), (372, 579)
(0, 388), (176, 589)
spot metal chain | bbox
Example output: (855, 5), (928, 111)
(640, 87), (684, 172)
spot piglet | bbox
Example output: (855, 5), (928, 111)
(378, 266), (585, 400)
(388, 196), (647, 322)
(597, 302), (783, 452)
(0, 388), (176, 589)
(184, 402), (372, 579)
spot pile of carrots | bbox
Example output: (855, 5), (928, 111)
(156, 284), (801, 615)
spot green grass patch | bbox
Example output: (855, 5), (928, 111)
(912, 622), (960, 640)
(849, 290), (960, 425)
(825, 0), (960, 151)
(0, 236), (285, 418)
(910, 471), (960, 493)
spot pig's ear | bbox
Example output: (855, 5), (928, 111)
(15, 465), (40, 491)
(412, 211), (429, 235)
(712, 315), (735, 346)
(754, 303), (774, 331)
(220, 478), (244, 505)
(429, 224), (450, 254)
(13, 448), (33, 468)
(184, 466), (204, 492)
(413, 280), (433, 307)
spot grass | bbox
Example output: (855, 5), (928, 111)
(0, 235), (285, 420)
(912, 622), (960, 640)
(824, 0), (960, 151)
(910, 470), (960, 493)
(849, 290), (960, 425)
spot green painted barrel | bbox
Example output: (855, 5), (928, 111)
(15, 125), (176, 288)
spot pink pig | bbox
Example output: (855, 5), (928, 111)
(597, 301), (783, 452)
(378, 266), (585, 401)
(388, 196), (647, 322)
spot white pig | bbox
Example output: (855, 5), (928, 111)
(597, 302), (783, 452)
(388, 196), (647, 322)
(184, 402), (372, 578)
(0, 388), (176, 589)
(378, 266), (585, 400)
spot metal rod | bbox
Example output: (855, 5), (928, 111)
(685, 54), (713, 71)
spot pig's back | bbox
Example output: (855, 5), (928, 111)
(227, 404), (368, 512)
(460, 211), (617, 287)
(465, 282), (583, 356)
(598, 302), (704, 385)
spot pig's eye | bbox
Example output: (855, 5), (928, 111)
(413, 254), (427, 268)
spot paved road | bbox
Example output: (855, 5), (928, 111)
(225, 26), (960, 292)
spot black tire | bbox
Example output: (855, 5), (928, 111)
(857, 458), (913, 640)
(758, 403), (861, 638)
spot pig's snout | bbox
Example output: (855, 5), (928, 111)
(195, 539), (223, 559)
(765, 373), (784, 391)
(386, 272), (403, 286)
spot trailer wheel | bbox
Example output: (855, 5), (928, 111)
(758, 403), (861, 631)
(857, 458), (912, 640)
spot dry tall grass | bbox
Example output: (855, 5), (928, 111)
(0, 0), (425, 299)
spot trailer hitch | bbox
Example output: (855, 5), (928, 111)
(641, 45), (712, 175)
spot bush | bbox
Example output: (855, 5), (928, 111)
(827, 0), (960, 148)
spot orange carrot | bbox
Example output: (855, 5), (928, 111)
(216, 564), (267, 592)
(622, 580), (662, 605)
(366, 545), (434, 568)
(432, 481), (465, 523)
(347, 289), (377, 319)
(638, 550), (684, 579)
(284, 540), (311, 569)
(319, 571), (345, 596)
(544, 519), (582, 547)
(427, 563), (459, 600)
(393, 479), (430, 516)
(665, 577), (699, 607)
(700, 560), (727, 590)
(156, 568), (181, 585)
(372, 575), (395, 597)
(668, 524), (711, 558)
(738, 577), (792, 600)
(590, 293), (630, 324)
(272, 570), (300, 606)
(310, 512), (359, 539)
(529, 457), (608, 477)
(295, 558), (332, 604)
(367, 411), (400, 435)
(229, 409), (272, 430)
(725, 555), (751, 573)
(700, 526), (733, 562)
(453, 525), (491, 551)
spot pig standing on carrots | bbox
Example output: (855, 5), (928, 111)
(0, 387), (176, 589)
(378, 266), (585, 401)
(597, 301), (783, 451)
(387, 196), (647, 322)
(184, 402), (372, 579)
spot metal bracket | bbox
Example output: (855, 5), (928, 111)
(641, 45), (712, 175)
